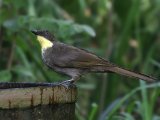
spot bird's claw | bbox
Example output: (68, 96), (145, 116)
(58, 80), (75, 89)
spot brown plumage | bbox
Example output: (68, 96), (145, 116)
(31, 30), (157, 84)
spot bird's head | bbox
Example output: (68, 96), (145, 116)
(31, 30), (55, 49)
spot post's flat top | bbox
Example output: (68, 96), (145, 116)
(0, 82), (77, 109)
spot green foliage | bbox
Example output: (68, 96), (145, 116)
(0, 70), (12, 82)
(89, 103), (98, 120)
(0, 0), (160, 119)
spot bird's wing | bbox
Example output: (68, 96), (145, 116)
(49, 42), (157, 82)
(51, 42), (114, 68)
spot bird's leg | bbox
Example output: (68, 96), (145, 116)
(59, 75), (80, 88)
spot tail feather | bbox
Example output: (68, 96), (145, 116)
(109, 67), (156, 82)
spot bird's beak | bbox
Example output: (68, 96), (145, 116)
(31, 30), (38, 35)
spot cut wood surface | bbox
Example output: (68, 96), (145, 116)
(0, 82), (77, 120)
(0, 82), (77, 109)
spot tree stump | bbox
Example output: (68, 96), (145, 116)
(0, 82), (77, 120)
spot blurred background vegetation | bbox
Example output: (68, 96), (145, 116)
(0, 0), (160, 119)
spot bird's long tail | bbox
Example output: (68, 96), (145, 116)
(109, 66), (156, 82)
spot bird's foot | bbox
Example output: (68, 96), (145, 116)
(59, 76), (80, 89)
(58, 80), (75, 89)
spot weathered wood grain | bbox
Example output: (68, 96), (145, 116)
(0, 82), (77, 120)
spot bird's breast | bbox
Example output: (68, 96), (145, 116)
(41, 48), (55, 67)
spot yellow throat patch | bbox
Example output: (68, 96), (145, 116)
(37, 36), (53, 49)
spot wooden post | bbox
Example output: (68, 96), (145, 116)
(0, 82), (77, 120)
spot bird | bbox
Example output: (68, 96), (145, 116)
(31, 30), (157, 85)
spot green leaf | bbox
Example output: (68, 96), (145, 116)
(3, 19), (18, 30)
(12, 66), (34, 78)
(28, 17), (96, 37)
(0, 70), (12, 82)
(76, 24), (96, 37)
(88, 103), (98, 120)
